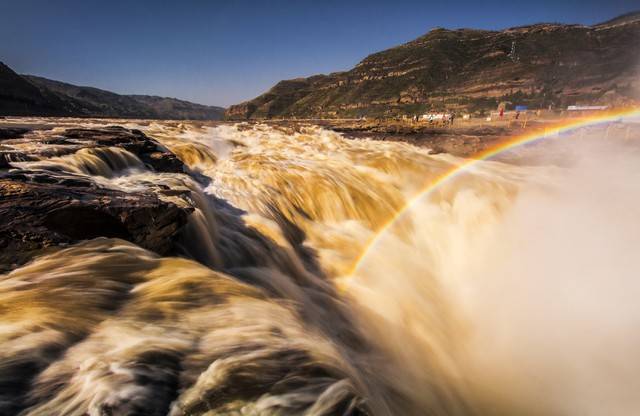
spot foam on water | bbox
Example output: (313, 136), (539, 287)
(1, 116), (639, 415)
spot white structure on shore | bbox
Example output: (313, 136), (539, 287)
(567, 105), (608, 111)
(420, 113), (452, 122)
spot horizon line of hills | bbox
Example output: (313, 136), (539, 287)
(0, 63), (225, 120)
(1, 11), (639, 121)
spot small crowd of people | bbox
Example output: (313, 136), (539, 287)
(412, 113), (457, 127)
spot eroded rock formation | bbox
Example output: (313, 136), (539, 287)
(0, 126), (191, 271)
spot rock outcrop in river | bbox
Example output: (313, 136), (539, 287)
(0, 126), (190, 271)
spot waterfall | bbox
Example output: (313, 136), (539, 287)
(1, 118), (639, 415)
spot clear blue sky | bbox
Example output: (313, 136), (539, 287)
(0, 0), (637, 107)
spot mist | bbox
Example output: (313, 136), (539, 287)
(348, 120), (640, 415)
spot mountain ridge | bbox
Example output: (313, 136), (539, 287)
(226, 13), (640, 119)
(0, 64), (225, 120)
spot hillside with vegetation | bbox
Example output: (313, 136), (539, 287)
(227, 13), (640, 119)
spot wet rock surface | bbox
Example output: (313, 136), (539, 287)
(0, 126), (191, 271)
(0, 127), (29, 140)
(0, 126), (184, 171)
(63, 127), (186, 172)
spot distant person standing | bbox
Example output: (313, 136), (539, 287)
(515, 111), (520, 120)
(499, 107), (504, 118)
(450, 113), (455, 126)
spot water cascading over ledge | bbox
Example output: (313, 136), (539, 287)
(0, 117), (639, 415)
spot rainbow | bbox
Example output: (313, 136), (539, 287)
(348, 107), (640, 276)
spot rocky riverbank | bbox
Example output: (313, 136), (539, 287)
(234, 118), (541, 157)
(0, 126), (192, 271)
(319, 119), (530, 156)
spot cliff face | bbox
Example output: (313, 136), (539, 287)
(227, 14), (640, 119)
(0, 64), (225, 120)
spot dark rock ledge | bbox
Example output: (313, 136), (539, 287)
(0, 126), (191, 272)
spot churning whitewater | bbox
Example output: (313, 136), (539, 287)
(1, 118), (639, 416)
